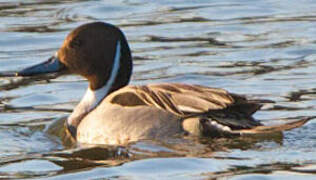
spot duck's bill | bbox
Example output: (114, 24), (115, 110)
(16, 56), (65, 76)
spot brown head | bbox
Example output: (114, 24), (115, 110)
(17, 22), (133, 138)
(18, 22), (133, 92)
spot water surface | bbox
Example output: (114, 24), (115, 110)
(0, 0), (316, 179)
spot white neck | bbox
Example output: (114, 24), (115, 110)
(67, 41), (121, 126)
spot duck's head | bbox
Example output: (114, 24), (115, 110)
(17, 22), (133, 138)
(18, 22), (133, 92)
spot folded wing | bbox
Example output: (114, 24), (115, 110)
(106, 83), (262, 130)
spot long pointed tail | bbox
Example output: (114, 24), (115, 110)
(234, 116), (315, 135)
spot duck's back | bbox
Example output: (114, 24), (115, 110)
(106, 83), (262, 129)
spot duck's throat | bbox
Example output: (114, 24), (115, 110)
(66, 41), (121, 138)
(67, 87), (108, 128)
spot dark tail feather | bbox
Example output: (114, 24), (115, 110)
(226, 103), (262, 117)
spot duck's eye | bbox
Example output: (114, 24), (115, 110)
(70, 37), (82, 48)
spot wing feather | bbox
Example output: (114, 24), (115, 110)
(105, 83), (262, 129)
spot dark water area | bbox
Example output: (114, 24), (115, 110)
(0, 0), (316, 179)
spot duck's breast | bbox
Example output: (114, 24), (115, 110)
(76, 102), (182, 145)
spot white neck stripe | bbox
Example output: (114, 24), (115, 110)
(97, 40), (121, 97)
(67, 41), (121, 126)
(85, 40), (121, 109)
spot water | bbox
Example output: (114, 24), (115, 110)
(0, 0), (316, 179)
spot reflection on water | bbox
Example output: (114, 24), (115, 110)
(0, 0), (316, 179)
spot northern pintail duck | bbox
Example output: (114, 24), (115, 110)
(16, 22), (310, 145)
